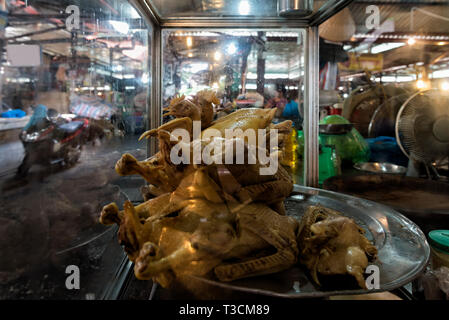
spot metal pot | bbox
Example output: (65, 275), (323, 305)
(278, 0), (313, 17)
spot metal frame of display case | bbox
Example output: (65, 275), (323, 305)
(97, 0), (355, 301)
(304, 25), (320, 187)
(100, 0), (353, 300)
(102, 0), (421, 301)
(130, 0), (355, 187)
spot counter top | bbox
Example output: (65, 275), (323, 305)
(0, 116), (30, 131)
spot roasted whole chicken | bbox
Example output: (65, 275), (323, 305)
(164, 90), (220, 130)
(99, 91), (298, 287)
(101, 167), (299, 287)
(115, 91), (293, 215)
(100, 91), (378, 291)
(297, 206), (378, 289)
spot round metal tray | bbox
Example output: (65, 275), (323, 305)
(190, 185), (430, 298)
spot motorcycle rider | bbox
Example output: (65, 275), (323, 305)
(17, 105), (83, 177)
(22, 104), (49, 132)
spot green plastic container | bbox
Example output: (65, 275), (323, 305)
(297, 130), (341, 185)
(428, 230), (449, 269)
(319, 146), (341, 185)
(320, 115), (370, 164)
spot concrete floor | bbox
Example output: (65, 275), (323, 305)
(0, 134), (147, 193)
(0, 133), (151, 297)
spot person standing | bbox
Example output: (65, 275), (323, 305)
(282, 90), (303, 129)
(264, 85), (287, 118)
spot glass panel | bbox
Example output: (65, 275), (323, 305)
(162, 29), (306, 184)
(318, 1), (449, 236)
(0, 0), (151, 299)
(150, 0), (328, 19)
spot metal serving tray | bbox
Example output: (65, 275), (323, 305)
(354, 162), (407, 175)
(190, 185), (430, 298)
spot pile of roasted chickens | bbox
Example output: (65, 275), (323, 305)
(100, 90), (377, 290)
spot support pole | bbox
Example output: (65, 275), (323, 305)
(256, 32), (265, 95)
(303, 26), (320, 188)
(149, 26), (162, 156)
(0, 0), (7, 109)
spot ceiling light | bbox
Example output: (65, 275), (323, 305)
(354, 34), (449, 41)
(416, 79), (429, 90)
(239, 1), (250, 15)
(214, 51), (222, 61)
(109, 21), (129, 34)
(227, 43), (237, 55)
(141, 73), (149, 84)
(185, 63), (209, 73)
(407, 37), (416, 45)
(433, 69), (449, 79)
(380, 76), (415, 83)
(123, 45), (146, 61)
(371, 42), (405, 54)
(188, 52), (193, 58)
(437, 41), (447, 46)
(129, 7), (141, 19)
(264, 73), (289, 79)
(186, 37), (193, 48)
(114, 65), (123, 72)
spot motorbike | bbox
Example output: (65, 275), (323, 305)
(17, 109), (93, 177)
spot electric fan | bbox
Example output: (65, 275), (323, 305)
(395, 89), (449, 179)
(368, 93), (411, 138)
(343, 84), (409, 137)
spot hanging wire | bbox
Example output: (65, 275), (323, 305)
(410, 7), (449, 32)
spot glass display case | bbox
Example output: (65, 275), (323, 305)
(0, 0), (152, 299)
(0, 0), (447, 301)
(161, 28), (306, 183)
(316, 0), (449, 238)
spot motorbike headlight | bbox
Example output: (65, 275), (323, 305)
(23, 132), (39, 142)
(53, 141), (62, 153)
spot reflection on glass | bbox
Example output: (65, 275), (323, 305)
(162, 29), (305, 184)
(152, 0), (277, 17)
(0, 0), (150, 299)
(318, 1), (449, 238)
(239, 0), (251, 15)
(150, 0), (328, 18)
